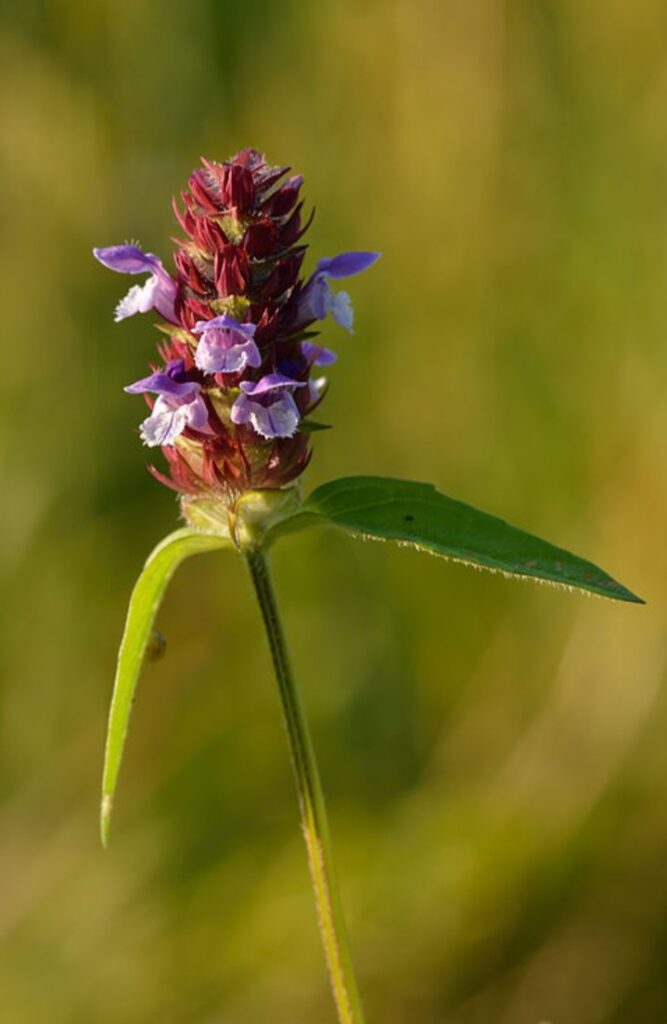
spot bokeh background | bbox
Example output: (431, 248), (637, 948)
(1, 1), (665, 1021)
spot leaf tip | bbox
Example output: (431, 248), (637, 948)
(603, 576), (645, 605)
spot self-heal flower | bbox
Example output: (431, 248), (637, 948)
(231, 374), (307, 439)
(192, 315), (261, 374)
(297, 251), (380, 333)
(125, 359), (212, 447)
(93, 244), (178, 323)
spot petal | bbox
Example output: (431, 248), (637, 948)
(315, 251), (380, 279)
(239, 373), (307, 396)
(192, 314), (256, 340)
(151, 274), (178, 323)
(93, 245), (162, 275)
(195, 333), (261, 374)
(184, 394), (214, 433)
(231, 393), (301, 438)
(125, 369), (199, 399)
(139, 398), (189, 447)
(301, 277), (331, 321)
(330, 290), (354, 332)
(230, 393), (252, 426)
(301, 341), (338, 366)
(96, 245), (178, 323)
(114, 279), (157, 321)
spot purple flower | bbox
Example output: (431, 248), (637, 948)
(297, 251), (380, 333)
(231, 374), (307, 439)
(93, 244), (178, 324)
(192, 315), (261, 374)
(124, 359), (212, 447)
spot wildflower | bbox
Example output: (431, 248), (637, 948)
(92, 245), (178, 323)
(231, 374), (307, 439)
(124, 359), (212, 447)
(295, 252), (380, 332)
(93, 149), (380, 500)
(192, 315), (261, 374)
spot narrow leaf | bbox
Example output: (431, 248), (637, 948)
(299, 419), (333, 433)
(101, 528), (232, 846)
(277, 476), (642, 604)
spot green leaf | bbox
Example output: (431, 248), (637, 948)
(299, 419), (333, 433)
(274, 476), (642, 604)
(101, 528), (233, 846)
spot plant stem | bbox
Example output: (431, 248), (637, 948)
(246, 549), (366, 1024)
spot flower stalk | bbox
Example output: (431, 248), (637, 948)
(245, 549), (365, 1024)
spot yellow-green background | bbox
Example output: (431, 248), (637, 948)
(1, 2), (665, 1021)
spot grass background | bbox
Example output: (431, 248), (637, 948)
(0, 1), (665, 1021)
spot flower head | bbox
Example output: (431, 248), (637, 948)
(93, 149), (379, 501)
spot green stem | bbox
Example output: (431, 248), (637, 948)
(246, 550), (366, 1024)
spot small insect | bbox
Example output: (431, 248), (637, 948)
(145, 629), (167, 662)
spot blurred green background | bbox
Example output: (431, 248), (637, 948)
(1, 1), (665, 1021)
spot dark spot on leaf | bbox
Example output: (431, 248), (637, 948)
(404, 514), (415, 522)
(146, 629), (167, 662)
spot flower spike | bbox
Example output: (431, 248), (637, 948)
(93, 151), (380, 496)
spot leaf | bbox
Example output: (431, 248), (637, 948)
(272, 476), (642, 604)
(101, 528), (233, 846)
(299, 419), (333, 433)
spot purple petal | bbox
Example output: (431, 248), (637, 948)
(151, 275), (178, 323)
(329, 291), (354, 332)
(138, 392), (213, 447)
(125, 370), (199, 400)
(231, 392), (301, 438)
(192, 315), (256, 341)
(239, 373), (307, 397)
(93, 245), (162, 275)
(295, 251), (379, 332)
(183, 394), (213, 433)
(192, 316), (261, 374)
(95, 244), (178, 323)
(139, 398), (189, 447)
(315, 251), (380, 279)
(113, 274), (177, 323)
(296, 277), (328, 322)
(195, 332), (261, 374)
(301, 342), (337, 366)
